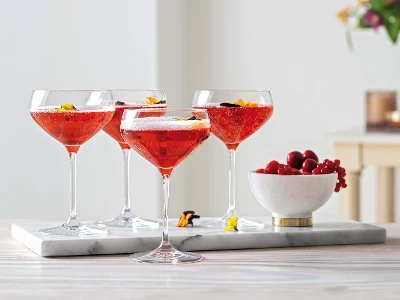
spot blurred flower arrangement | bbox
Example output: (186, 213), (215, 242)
(337, 0), (400, 48)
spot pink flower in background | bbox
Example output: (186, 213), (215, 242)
(363, 9), (383, 30)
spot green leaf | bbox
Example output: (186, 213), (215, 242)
(380, 5), (400, 43)
(384, 19), (400, 43)
(371, 0), (388, 12)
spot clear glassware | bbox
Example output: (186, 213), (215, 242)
(96, 89), (167, 228)
(193, 90), (274, 230)
(121, 108), (211, 263)
(30, 90), (115, 237)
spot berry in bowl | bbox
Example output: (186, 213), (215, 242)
(249, 150), (347, 227)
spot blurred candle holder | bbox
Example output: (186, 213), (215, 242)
(366, 91), (397, 132)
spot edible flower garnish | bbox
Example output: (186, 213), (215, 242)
(223, 216), (239, 232)
(115, 101), (125, 105)
(176, 210), (200, 227)
(220, 100), (258, 107)
(146, 96), (161, 105)
(234, 99), (258, 107)
(53, 103), (77, 112)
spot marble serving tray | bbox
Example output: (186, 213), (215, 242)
(11, 216), (386, 257)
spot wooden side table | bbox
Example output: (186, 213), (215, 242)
(329, 128), (398, 222)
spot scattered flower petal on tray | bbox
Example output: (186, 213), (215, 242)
(176, 210), (200, 227)
(223, 216), (239, 232)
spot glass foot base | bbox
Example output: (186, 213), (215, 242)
(39, 221), (108, 237)
(96, 213), (159, 229)
(130, 247), (202, 264)
(201, 212), (264, 231)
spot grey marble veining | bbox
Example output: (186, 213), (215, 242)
(11, 215), (386, 257)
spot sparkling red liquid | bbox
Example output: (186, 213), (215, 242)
(103, 104), (166, 149)
(31, 108), (114, 153)
(122, 125), (210, 176)
(194, 105), (274, 150)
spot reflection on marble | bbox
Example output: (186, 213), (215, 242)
(11, 215), (386, 257)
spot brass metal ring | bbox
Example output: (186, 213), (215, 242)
(272, 217), (313, 227)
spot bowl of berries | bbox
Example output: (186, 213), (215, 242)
(248, 150), (347, 227)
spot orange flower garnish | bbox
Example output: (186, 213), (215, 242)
(234, 99), (258, 107)
(337, 6), (351, 24)
(176, 211), (200, 227)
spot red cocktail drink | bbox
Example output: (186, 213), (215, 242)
(122, 118), (210, 176)
(103, 104), (167, 149)
(31, 107), (114, 153)
(194, 104), (273, 150)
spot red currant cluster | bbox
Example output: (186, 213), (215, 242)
(312, 159), (347, 192)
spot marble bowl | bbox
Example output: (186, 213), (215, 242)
(248, 172), (338, 227)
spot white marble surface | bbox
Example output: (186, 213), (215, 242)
(327, 127), (400, 144)
(12, 216), (386, 257)
(1, 220), (400, 299)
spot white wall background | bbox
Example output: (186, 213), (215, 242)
(0, 0), (161, 221)
(1, 0), (399, 223)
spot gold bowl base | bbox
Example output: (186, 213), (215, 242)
(272, 217), (313, 227)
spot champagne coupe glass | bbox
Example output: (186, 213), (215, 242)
(121, 108), (211, 263)
(193, 90), (274, 230)
(97, 89), (166, 228)
(30, 90), (115, 237)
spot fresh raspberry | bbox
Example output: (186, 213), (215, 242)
(265, 160), (280, 174)
(255, 168), (266, 174)
(291, 168), (302, 175)
(278, 165), (293, 175)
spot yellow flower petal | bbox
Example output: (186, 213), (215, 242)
(146, 96), (161, 105)
(223, 217), (239, 231)
(52, 103), (77, 112)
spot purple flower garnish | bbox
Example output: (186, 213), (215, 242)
(183, 210), (200, 222)
(364, 9), (383, 30)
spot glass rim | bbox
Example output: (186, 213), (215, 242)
(109, 89), (165, 92)
(123, 107), (208, 114)
(195, 89), (271, 93)
(32, 89), (112, 93)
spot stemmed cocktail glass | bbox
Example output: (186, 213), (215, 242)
(121, 108), (211, 263)
(30, 90), (115, 237)
(193, 90), (274, 230)
(97, 90), (166, 228)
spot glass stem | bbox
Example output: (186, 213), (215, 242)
(68, 152), (78, 224)
(161, 174), (170, 245)
(227, 149), (236, 215)
(122, 148), (131, 214)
